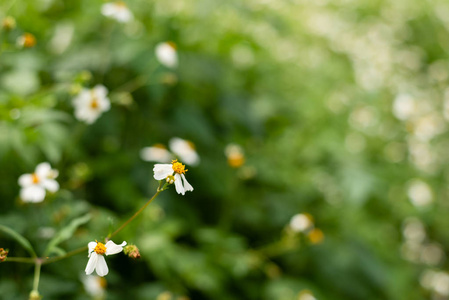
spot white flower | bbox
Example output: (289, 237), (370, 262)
(140, 144), (173, 163)
(289, 214), (313, 233)
(407, 179), (433, 207)
(18, 162), (59, 203)
(73, 85), (111, 124)
(101, 2), (133, 23)
(81, 274), (106, 299)
(155, 42), (178, 68)
(85, 240), (126, 277)
(169, 137), (199, 166)
(153, 160), (193, 195)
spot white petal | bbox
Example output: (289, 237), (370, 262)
(101, 3), (116, 16)
(20, 186), (46, 203)
(95, 255), (109, 277)
(98, 96), (111, 112)
(85, 252), (98, 275)
(18, 174), (33, 187)
(42, 179), (59, 193)
(88, 242), (97, 257)
(155, 43), (178, 68)
(93, 85), (108, 99)
(181, 174), (194, 192)
(153, 164), (174, 180)
(174, 173), (185, 195)
(35, 162), (51, 177)
(140, 147), (173, 163)
(105, 240), (126, 256)
(169, 137), (199, 166)
(116, 9), (133, 23)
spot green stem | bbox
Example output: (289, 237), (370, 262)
(32, 260), (42, 294)
(4, 257), (35, 264)
(108, 182), (165, 240)
(42, 246), (87, 265)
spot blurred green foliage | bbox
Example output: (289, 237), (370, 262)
(1, 0), (449, 299)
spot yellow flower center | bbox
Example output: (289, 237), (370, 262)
(94, 242), (107, 255)
(90, 99), (99, 109)
(172, 159), (187, 174)
(31, 173), (40, 184)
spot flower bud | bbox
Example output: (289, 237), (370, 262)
(0, 248), (8, 262)
(29, 290), (42, 300)
(124, 244), (141, 259)
(2, 16), (16, 31)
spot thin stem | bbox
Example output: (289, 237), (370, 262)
(32, 260), (42, 293)
(4, 257), (35, 264)
(108, 182), (164, 239)
(42, 246), (87, 265)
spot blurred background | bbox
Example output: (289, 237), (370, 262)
(1, 0), (449, 299)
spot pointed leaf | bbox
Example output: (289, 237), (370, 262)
(0, 224), (36, 257)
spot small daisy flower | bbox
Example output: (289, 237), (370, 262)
(85, 240), (126, 277)
(140, 144), (173, 163)
(101, 1), (133, 23)
(155, 42), (178, 68)
(153, 160), (193, 195)
(169, 137), (199, 166)
(73, 85), (111, 124)
(18, 162), (59, 203)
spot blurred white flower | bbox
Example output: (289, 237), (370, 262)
(85, 240), (126, 277)
(140, 144), (173, 163)
(169, 137), (199, 166)
(402, 218), (426, 243)
(289, 213), (313, 233)
(18, 162), (59, 203)
(73, 85), (111, 124)
(101, 1), (133, 23)
(224, 143), (245, 168)
(155, 42), (178, 68)
(392, 94), (415, 120)
(412, 113), (445, 142)
(153, 160), (193, 195)
(81, 274), (106, 299)
(407, 179), (433, 207)
(420, 270), (449, 296)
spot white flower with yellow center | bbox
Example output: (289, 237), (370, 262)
(140, 144), (173, 163)
(73, 85), (111, 124)
(18, 162), (59, 203)
(85, 240), (127, 277)
(169, 137), (199, 166)
(155, 42), (178, 68)
(101, 1), (133, 23)
(153, 160), (193, 195)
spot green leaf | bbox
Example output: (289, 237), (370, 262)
(44, 213), (91, 256)
(0, 224), (36, 257)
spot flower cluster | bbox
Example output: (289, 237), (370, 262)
(18, 163), (59, 203)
